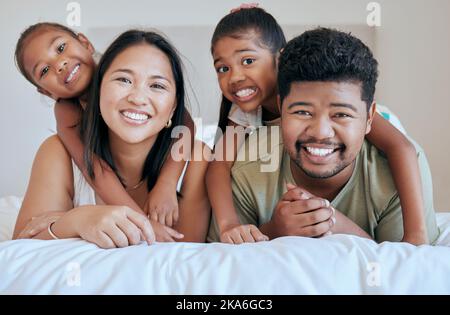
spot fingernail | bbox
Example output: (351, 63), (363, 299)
(331, 216), (336, 225)
(324, 199), (330, 208)
(324, 231), (332, 236)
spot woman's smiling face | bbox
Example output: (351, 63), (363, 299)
(99, 43), (176, 145)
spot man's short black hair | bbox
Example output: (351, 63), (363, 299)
(278, 27), (378, 110)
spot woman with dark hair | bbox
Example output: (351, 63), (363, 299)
(13, 30), (211, 247)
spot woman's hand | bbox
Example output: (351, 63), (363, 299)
(220, 224), (269, 244)
(55, 205), (155, 249)
(145, 181), (179, 227)
(17, 211), (66, 239)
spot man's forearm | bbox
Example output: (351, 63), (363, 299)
(331, 209), (372, 239)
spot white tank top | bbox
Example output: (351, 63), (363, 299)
(71, 160), (188, 208)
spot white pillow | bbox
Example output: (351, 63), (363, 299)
(0, 196), (21, 242)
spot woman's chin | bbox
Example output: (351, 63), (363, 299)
(111, 129), (159, 146)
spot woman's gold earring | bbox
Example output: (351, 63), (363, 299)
(165, 119), (172, 128)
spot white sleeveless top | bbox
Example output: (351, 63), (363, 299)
(228, 103), (263, 131)
(71, 160), (188, 207)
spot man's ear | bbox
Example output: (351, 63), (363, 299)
(365, 101), (377, 135)
(37, 87), (55, 100)
(77, 33), (95, 55)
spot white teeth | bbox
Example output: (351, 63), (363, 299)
(305, 147), (335, 157)
(66, 64), (80, 83)
(235, 88), (256, 98)
(122, 111), (149, 121)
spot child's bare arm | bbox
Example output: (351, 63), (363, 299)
(145, 110), (196, 226)
(54, 100), (145, 215)
(206, 150), (240, 234)
(206, 121), (268, 243)
(366, 112), (428, 244)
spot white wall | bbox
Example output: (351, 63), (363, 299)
(0, 0), (449, 211)
(374, 0), (450, 212)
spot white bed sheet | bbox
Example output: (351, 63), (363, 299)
(1, 196), (449, 294)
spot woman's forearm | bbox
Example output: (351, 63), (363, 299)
(31, 207), (82, 240)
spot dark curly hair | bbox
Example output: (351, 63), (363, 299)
(278, 27), (378, 111)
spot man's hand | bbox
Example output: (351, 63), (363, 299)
(264, 183), (372, 240)
(266, 183), (335, 239)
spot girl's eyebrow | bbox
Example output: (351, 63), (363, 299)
(32, 35), (64, 78)
(213, 49), (257, 64)
(235, 49), (257, 54)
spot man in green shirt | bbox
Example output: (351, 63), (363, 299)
(207, 28), (439, 244)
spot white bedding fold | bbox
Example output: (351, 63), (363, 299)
(1, 232), (450, 294)
(1, 196), (449, 294)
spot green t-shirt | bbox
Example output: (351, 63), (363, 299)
(207, 127), (440, 244)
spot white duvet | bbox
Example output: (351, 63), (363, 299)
(1, 196), (449, 294)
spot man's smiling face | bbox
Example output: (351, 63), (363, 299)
(281, 81), (375, 179)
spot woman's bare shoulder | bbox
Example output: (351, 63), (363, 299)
(33, 135), (73, 179)
(13, 135), (75, 238)
(37, 134), (71, 157)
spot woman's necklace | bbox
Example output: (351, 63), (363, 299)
(125, 178), (146, 191)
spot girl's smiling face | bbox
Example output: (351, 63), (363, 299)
(212, 33), (278, 113)
(22, 28), (96, 100)
(99, 43), (176, 146)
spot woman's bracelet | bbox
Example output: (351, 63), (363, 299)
(47, 221), (59, 240)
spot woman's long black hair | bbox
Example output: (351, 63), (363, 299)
(211, 7), (286, 136)
(81, 30), (186, 192)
